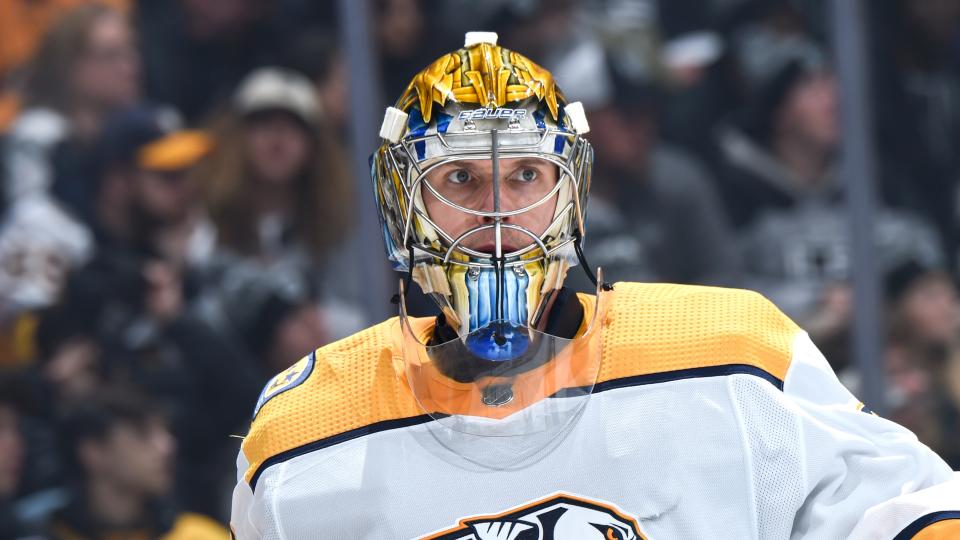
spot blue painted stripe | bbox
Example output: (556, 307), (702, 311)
(533, 109), (546, 129)
(553, 134), (566, 154)
(892, 511), (960, 540)
(436, 112), (453, 134)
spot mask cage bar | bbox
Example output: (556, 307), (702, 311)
(383, 130), (591, 270)
(491, 128), (507, 343)
(391, 126), (588, 221)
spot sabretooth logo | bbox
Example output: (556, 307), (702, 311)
(422, 493), (648, 540)
(457, 108), (528, 121)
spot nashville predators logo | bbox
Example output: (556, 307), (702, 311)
(252, 351), (315, 417)
(423, 493), (648, 540)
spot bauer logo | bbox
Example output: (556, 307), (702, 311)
(457, 108), (528, 121)
(422, 493), (648, 540)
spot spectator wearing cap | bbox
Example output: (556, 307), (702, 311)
(2, 3), (140, 202)
(200, 66), (369, 340)
(200, 67), (351, 268)
(88, 104), (214, 266)
(48, 104), (267, 520)
(49, 388), (226, 540)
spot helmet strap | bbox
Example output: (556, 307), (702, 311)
(573, 231), (613, 292)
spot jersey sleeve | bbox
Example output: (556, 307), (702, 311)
(230, 449), (282, 540)
(783, 331), (957, 538)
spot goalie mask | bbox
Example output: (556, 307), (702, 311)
(372, 32), (604, 439)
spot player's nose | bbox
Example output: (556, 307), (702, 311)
(475, 180), (516, 223)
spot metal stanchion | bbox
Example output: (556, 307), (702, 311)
(338, 0), (393, 322)
(831, 0), (886, 415)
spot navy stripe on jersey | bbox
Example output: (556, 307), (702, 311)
(250, 413), (439, 489)
(892, 510), (960, 540)
(249, 363), (782, 490)
(591, 363), (784, 394)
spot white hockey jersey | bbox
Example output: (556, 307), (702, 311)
(231, 283), (960, 539)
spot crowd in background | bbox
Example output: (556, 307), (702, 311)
(2, 0), (960, 537)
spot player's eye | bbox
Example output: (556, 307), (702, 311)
(513, 167), (538, 183)
(446, 169), (472, 185)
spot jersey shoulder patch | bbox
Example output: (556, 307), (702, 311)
(252, 352), (316, 418)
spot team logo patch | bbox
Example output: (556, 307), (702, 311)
(423, 493), (648, 540)
(252, 352), (315, 417)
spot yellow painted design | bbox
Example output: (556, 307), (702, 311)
(398, 42), (560, 123)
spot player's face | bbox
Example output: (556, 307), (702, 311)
(422, 157), (559, 254)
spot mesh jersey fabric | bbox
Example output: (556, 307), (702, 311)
(241, 282), (799, 485)
(232, 282), (957, 539)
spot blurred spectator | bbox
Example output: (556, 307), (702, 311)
(716, 50), (835, 229)
(49, 388), (226, 539)
(0, 197), (92, 319)
(872, 0), (960, 274)
(715, 30), (953, 368)
(0, 196), (92, 370)
(199, 67), (366, 341)
(377, 0), (428, 98)
(878, 259), (960, 467)
(739, 206), (943, 365)
(0, 0), (130, 133)
(886, 259), (960, 352)
(137, 0), (285, 123)
(200, 68), (352, 268)
(46, 104), (266, 516)
(573, 75), (742, 289)
(3, 3), (140, 202)
(882, 338), (951, 462)
(34, 300), (103, 404)
(56, 249), (262, 518)
(284, 32), (350, 136)
(0, 374), (29, 538)
(89, 105), (215, 266)
(194, 257), (330, 376)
